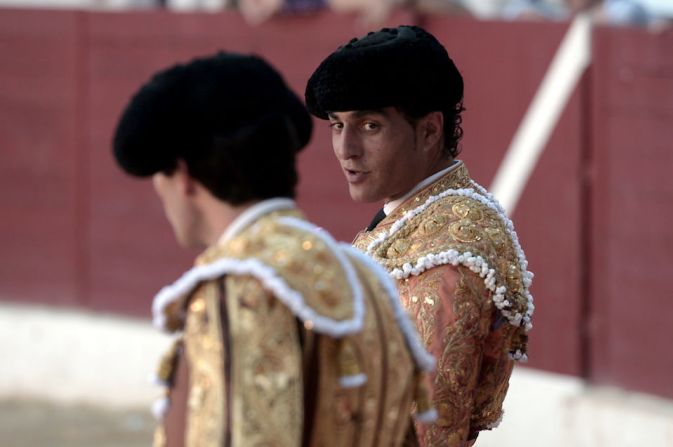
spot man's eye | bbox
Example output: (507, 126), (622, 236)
(363, 122), (379, 131)
(329, 122), (343, 130)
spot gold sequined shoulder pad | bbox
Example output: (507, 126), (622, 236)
(368, 195), (528, 315)
(377, 197), (511, 266)
(352, 164), (533, 357)
(200, 216), (355, 326)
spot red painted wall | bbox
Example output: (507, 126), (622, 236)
(0, 9), (671, 399)
(589, 26), (673, 399)
(0, 10), (83, 307)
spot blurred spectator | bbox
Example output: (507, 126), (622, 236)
(462, 0), (524, 18)
(156, 0), (672, 27)
(165, 0), (325, 23)
(167, 0), (229, 12)
(238, 0), (285, 23)
(502, 0), (670, 26)
(239, 0), (325, 24)
(502, 0), (566, 20)
(327, 0), (396, 24)
(601, 0), (650, 25)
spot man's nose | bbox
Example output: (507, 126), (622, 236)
(334, 127), (362, 160)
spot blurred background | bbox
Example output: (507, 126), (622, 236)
(0, 1), (672, 446)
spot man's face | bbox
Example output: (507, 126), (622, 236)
(152, 171), (203, 248)
(328, 107), (430, 203)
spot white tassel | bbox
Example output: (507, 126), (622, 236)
(415, 408), (439, 424)
(338, 373), (368, 388)
(152, 397), (170, 421)
(486, 411), (504, 429)
(148, 373), (169, 388)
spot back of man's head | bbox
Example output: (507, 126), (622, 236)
(114, 52), (312, 204)
(305, 25), (464, 158)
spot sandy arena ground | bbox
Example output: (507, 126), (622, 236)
(0, 398), (154, 447)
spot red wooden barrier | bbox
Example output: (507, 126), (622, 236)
(0, 10), (83, 307)
(589, 25), (673, 399)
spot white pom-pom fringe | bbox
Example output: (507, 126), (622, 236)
(415, 408), (439, 424)
(152, 397), (170, 421)
(153, 257), (364, 338)
(148, 373), (169, 387)
(338, 373), (368, 388)
(486, 411), (504, 429)
(509, 350), (528, 362)
(364, 180), (535, 333)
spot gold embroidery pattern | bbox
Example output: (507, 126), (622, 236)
(421, 270), (492, 446)
(158, 208), (428, 447)
(183, 285), (226, 447)
(303, 253), (420, 447)
(401, 269), (444, 348)
(200, 214), (354, 325)
(354, 164), (529, 356)
(354, 164), (525, 445)
(418, 214), (449, 237)
(227, 275), (303, 446)
(387, 164), (473, 221)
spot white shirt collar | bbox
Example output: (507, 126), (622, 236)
(218, 198), (296, 245)
(383, 160), (462, 216)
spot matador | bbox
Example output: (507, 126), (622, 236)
(112, 52), (436, 446)
(305, 25), (535, 446)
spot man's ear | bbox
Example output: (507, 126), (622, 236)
(175, 159), (198, 196)
(419, 111), (444, 153)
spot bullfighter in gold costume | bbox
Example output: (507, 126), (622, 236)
(113, 52), (436, 446)
(305, 26), (535, 446)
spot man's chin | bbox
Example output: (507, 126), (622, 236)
(348, 186), (381, 203)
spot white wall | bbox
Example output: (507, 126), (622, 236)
(2, 302), (673, 446)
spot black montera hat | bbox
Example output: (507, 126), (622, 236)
(114, 52), (312, 177)
(305, 25), (463, 119)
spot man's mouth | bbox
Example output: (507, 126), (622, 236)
(343, 168), (369, 184)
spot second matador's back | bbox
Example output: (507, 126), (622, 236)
(151, 206), (437, 446)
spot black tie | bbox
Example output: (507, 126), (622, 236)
(366, 208), (386, 231)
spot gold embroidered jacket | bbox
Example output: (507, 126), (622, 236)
(151, 202), (436, 447)
(353, 163), (534, 447)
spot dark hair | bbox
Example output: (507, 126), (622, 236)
(113, 52), (312, 204)
(398, 102), (465, 158)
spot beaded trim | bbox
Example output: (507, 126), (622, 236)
(509, 349), (528, 362)
(416, 408), (439, 424)
(364, 181), (534, 333)
(338, 373), (368, 389)
(389, 248), (523, 326)
(152, 256), (364, 338)
(276, 216), (366, 332)
(485, 411), (504, 429)
(219, 198), (296, 244)
(470, 180), (534, 331)
(152, 396), (170, 421)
